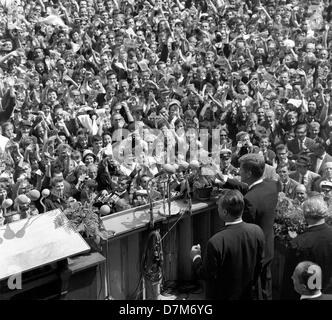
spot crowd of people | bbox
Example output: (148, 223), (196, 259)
(2, 0), (332, 300)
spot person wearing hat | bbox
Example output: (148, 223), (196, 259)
(18, 119), (33, 140)
(219, 148), (239, 179)
(82, 149), (97, 166)
(314, 162), (332, 192)
(282, 196), (332, 299)
(290, 155), (321, 192)
(319, 180), (332, 199)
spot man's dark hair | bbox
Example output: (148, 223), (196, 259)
(50, 176), (64, 187)
(219, 189), (244, 218)
(276, 162), (290, 172)
(239, 154), (265, 179)
(275, 143), (288, 153)
(295, 123), (307, 132)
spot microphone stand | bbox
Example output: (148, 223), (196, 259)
(185, 169), (192, 214)
(147, 180), (154, 229)
(167, 175), (171, 217)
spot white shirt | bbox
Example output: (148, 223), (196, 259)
(308, 221), (325, 228)
(248, 179), (264, 190)
(300, 291), (322, 300)
(0, 135), (9, 153)
(225, 219), (243, 226)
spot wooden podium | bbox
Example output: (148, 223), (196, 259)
(0, 209), (106, 300)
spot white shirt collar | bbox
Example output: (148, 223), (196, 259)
(248, 179), (264, 190)
(308, 221), (325, 228)
(225, 219), (243, 226)
(300, 291), (322, 300)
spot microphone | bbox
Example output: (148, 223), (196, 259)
(99, 204), (111, 216)
(41, 189), (50, 198)
(2, 199), (13, 216)
(178, 161), (189, 171)
(150, 164), (177, 180)
(40, 189), (50, 213)
(27, 189), (41, 202)
(189, 160), (200, 170)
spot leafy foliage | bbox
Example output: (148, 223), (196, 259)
(273, 193), (307, 247)
(63, 200), (113, 250)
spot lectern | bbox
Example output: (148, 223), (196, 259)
(0, 209), (106, 300)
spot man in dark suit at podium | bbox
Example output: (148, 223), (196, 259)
(216, 153), (279, 300)
(292, 261), (332, 300)
(190, 190), (265, 300)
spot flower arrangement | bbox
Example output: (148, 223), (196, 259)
(273, 193), (307, 247)
(61, 200), (114, 251)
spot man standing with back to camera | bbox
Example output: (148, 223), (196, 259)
(190, 189), (265, 300)
(216, 153), (279, 300)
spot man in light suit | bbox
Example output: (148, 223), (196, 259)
(276, 163), (299, 199)
(310, 141), (332, 175)
(289, 155), (321, 192)
(287, 124), (315, 159)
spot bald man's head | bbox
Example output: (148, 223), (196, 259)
(295, 184), (307, 203)
(292, 261), (322, 296)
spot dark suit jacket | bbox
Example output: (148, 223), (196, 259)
(193, 222), (265, 300)
(310, 153), (332, 175)
(287, 137), (315, 158)
(289, 170), (321, 192)
(277, 178), (299, 199)
(282, 223), (332, 300)
(0, 89), (16, 126)
(224, 179), (279, 265)
(261, 121), (285, 148)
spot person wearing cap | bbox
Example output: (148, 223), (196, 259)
(282, 196), (332, 299)
(290, 155), (320, 192)
(82, 149), (96, 166)
(219, 148), (239, 179)
(314, 162), (332, 192)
